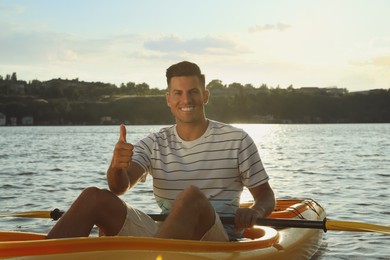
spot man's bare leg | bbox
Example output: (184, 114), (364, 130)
(47, 187), (127, 238)
(154, 186), (215, 240)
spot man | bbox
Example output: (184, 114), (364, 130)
(47, 61), (275, 241)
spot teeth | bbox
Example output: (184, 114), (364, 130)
(181, 107), (194, 112)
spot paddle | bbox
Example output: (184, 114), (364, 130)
(0, 209), (63, 220)
(150, 215), (390, 235)
(1, 209), (389, 235)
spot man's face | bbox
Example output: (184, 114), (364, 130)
(166, 76), (209, 124)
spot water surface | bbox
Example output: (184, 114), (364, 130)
(1, 124), (389, 259)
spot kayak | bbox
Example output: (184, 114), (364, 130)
(0, 199), (325, 259)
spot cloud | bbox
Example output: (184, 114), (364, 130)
(0, 3), (26, 16)
(143, 35), (249, 55)
(349, 37), (390, 68)
(0, 26), (138, 64)
(47, 49), (79, 62)
(350, 54), (390, 67)
(249, 22), (292, 33)
(0, 30), (81, 64)
(370, 55), (390, 67)
(371, 37), (390, 49)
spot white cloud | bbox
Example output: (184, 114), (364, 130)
(350, 54), (390, 68)
(47, 49), (79, 62)
(0, 3), (26, 16)
(371, 37), (390, 49)
(370, 55), (390, 67)
(249, 22), (292, 33)
(350, 37), (390, 64)
(143, 35), (250, 55)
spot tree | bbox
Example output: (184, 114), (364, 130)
(244, 84), (255, 90)
(287, 85), (294, 91)
(11, 72), (17, 81)
(259, 84), (269, 92)
(125, 82), (136, 94)
(206, 79), (225, 91)
(135, 83), (150, 94)
(227, 82), (244, 91)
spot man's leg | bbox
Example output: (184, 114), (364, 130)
(46, 186), (127, 238)
(154, 186), (216, 240)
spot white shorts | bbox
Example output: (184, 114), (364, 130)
(117, 203), (229, 242)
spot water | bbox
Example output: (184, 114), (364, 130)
(0, 124), (389, 259)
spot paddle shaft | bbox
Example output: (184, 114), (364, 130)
(226, 216), (327, 231)
(43, 210), (329, 231)
(149, 214), (327, 231)
(149, 215), (390, 235)
(5, 209), (390, 235)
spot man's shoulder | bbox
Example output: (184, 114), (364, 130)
(157, 125), (175, 135)
(150, 125), (176, 142)
(138, 125), (174, 143)
(208, 120), (245, 134)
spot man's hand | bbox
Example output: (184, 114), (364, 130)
(234, 207), (265, 231)
(234, 182), (275, 232)
(111, 124), (133, 170)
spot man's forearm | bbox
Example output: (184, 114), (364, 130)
(106, 162), (130, 195)
(251, 196), (275, 217)
(250, 184), (276, 217)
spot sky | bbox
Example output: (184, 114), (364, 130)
(0, 0), (389, 92)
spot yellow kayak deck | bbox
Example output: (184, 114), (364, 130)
(0, 199), (326, 259)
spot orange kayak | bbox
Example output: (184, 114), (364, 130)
(0, 199), (325, 259)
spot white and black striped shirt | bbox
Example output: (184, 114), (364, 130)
(132, 120), (269, 217)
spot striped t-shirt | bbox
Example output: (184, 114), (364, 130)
(132, 120), (269, 216)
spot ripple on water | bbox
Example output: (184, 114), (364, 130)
(1, 124), (389, 259)
(1, 184), (21, 189)
(49, 168), (63, 172)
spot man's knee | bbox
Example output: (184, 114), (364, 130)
(79, 186), (103, 199)
(173, 186), (210, 212)
(180, 185), (206, 200)
(78, 187), (115, 206)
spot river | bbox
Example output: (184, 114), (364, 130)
(0, 124), (389, 259)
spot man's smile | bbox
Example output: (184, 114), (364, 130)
(180, 106), (195, 112)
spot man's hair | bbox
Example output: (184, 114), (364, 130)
(166, 61), (205, 88)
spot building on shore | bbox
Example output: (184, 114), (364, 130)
(22, 116), (34, 125)
(0, 113), (6, 126)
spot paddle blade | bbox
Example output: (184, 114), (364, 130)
(326, 220), (390, 235)
(0, 209), (63, 220)
(0, 211), (51, 219)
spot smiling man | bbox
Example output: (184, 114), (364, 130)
(47, 61), (275, 241)
(165, 61), (209, 140)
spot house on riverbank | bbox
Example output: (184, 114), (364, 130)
(21, 116), (34, 125)
(0, 113), (5, 126)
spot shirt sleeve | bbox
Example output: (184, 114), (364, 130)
(238, 132), (269, 189)
(131, 133), (155, 182)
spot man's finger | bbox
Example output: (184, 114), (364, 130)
(119, 124), (127, 143)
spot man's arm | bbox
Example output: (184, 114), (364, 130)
(248, 182), (275, 217)
(107, 161), (145, 195)
(234, 182), (276, 228)
(106, 125), (146, 195)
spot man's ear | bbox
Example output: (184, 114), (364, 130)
(166, 92), (171, 107)
(203, 89), (210, 104)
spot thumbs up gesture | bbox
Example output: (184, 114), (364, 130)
(112, 124), (133, 170)
(119, 123), (127, 143)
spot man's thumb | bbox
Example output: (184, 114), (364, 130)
(119, 124), (127, 143)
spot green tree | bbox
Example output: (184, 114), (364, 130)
(206, 79), (225, 90)
(135, 83), (150, 95)
(11, 72), (17, 81)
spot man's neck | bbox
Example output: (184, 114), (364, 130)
(175, 119), (209, 141)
